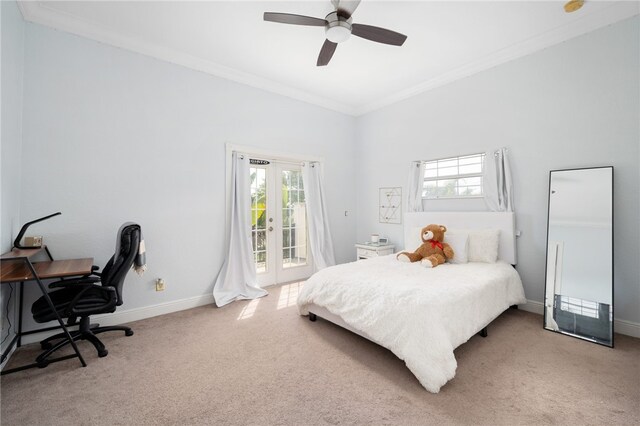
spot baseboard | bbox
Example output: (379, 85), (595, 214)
(518, 299), (544, 315)
(517, 299), (640, 339)
(96, 293), (215, 326)
(20, 293), (215, 345)
(614, 319), (640, 339)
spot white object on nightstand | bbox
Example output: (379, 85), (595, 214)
(355, 243), (395, 260)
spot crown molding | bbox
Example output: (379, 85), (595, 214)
(17, 1), (358, 116)
(354, 1), (640, 116)
(16, 0), (28, 18)
(17, 1), (639, 118)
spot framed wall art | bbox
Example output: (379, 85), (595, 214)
(379, 187), (402, 224)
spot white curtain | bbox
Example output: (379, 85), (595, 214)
(483, 148), (514, 212)
(213, 152), (268, 307)
(302, 162), (336, 271)
(406, 161), (426, 212)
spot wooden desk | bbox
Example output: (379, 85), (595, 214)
(0, 247), (90, 374)
(1, 258), (93, 282)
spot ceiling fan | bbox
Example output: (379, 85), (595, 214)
(264, 0), (407, 66)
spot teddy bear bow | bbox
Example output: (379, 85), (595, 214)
(429, 240), (444, 250)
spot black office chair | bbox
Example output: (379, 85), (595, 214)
(32, 224), (140, 364)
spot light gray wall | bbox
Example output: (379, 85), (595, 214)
(19, 22), (357, 328)
(1, 0), (25, 352)
(355, 17), (639, 323)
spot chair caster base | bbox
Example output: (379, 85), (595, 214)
(309, 313), (317, 322)
(37, 361), (49, 369)
(98, 349), (108, 358)
(125, 330), (134, 336)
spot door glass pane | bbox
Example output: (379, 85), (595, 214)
(282, 169), (307, 269)
(283, 208), (291, 227)
(250, 167), (268, 273)
(283, 229), (290, 248)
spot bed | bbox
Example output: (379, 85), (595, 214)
(297, 212), (527, 393)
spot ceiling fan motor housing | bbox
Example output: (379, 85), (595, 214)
(325, 11), (352, 43)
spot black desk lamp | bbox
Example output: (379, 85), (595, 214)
(13, 212), (61, 249)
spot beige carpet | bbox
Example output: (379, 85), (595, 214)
(1, 282), (639, 426)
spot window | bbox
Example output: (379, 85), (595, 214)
(423, 153), (485, 199)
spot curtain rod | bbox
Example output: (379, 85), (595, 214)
(250, 158), (306, 166)
(413, 149), (506, 165)
(235, 151), (319, 167)
(240, 155), (308, 167)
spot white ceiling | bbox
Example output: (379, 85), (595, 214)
(18, 1), (639, 115)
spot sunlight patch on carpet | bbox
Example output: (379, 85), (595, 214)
(277, 282), (304, 310)
(237, 299), (261, 320)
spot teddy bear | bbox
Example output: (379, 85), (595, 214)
(396, 224), (454, 268)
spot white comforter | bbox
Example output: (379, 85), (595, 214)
(297, 255), (527, 393)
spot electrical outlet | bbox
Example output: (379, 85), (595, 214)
(155, 279), (165, 292)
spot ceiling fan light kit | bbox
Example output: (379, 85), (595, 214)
(264, 0), (407, 66)
(325, 12), (352, 44)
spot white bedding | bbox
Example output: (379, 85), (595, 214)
(297, 255), (527, 393)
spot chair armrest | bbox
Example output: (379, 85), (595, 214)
(67, 285), (117, 316)
(91, 265), (102, 277)
(49, 265), (101, 287)
(49, 276), (101, 289)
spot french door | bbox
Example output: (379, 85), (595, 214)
(250, 162), (313, 287)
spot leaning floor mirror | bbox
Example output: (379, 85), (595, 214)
(544, 166), (614, 347)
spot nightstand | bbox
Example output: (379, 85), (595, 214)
(355, 243), (395, 260)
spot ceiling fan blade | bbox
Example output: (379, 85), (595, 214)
(317, 39), (338, 66)
(351, 23), (407, 46)
(335, 0), (362, 19)
(263, 12), (327, 27)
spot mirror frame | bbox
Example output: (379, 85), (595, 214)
(543, 166), (614, 347)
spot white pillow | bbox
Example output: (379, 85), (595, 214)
(404, 226), (423, 252)
(444, 232), (469, 264)
(468, 229), (501, 263)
